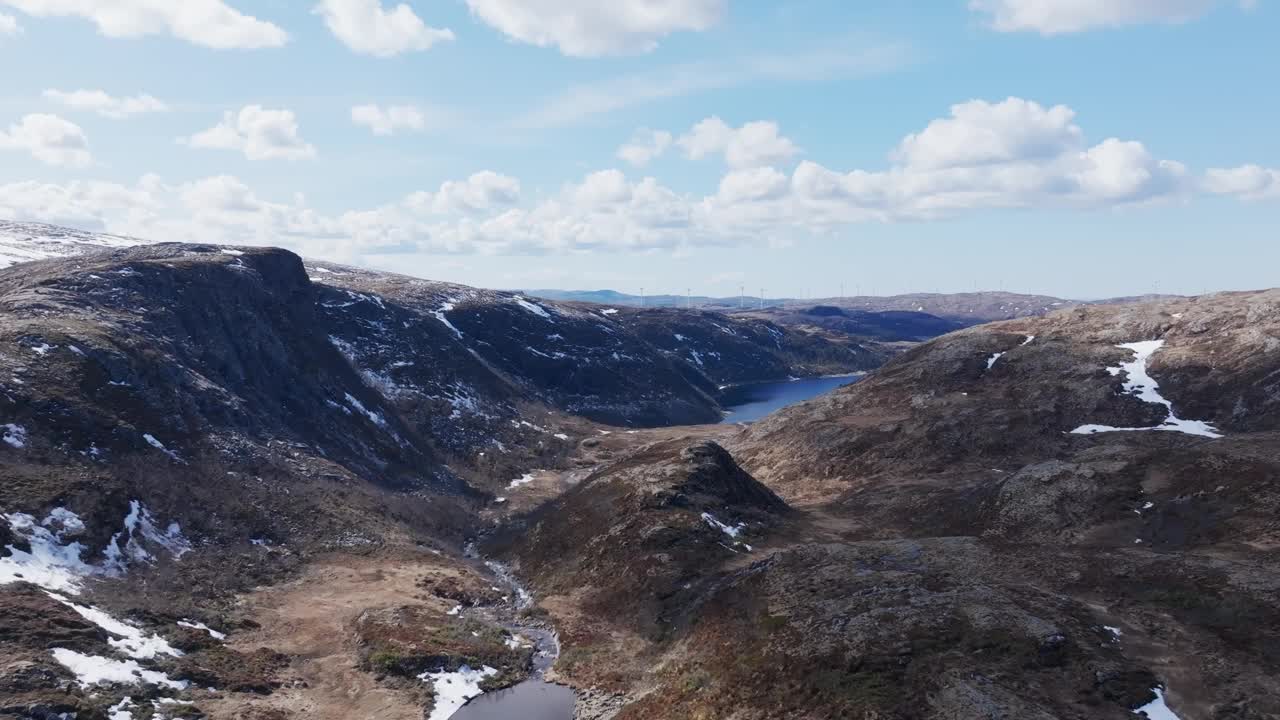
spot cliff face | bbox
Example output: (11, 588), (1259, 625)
(0, 239), (878, 555)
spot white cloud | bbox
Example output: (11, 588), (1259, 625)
(0, 0), (287, 48)
(678, 117), (799, 169)
(894, 97), (1082, 170)
(431, 171), (522, 213)
(0, 99), (1220, 261)
(617, 129), (672, 167)
(0, 176), (161, 229)
(183, 106), (316, 161)
(970, 0), (1249, 34)
(716, 167), (789, 204)
(1204, 165), (1280, 200)
(786, 99), (1189, 222)
(464, 0), (725, 57)
(0, 113), (91, 167)
(351, 104), (426, 135)
(0, 11), (20, 36)
(314, 0), (453, 57)
(43, 89), (168, 119)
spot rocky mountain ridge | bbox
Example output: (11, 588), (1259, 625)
(480, 290), (1280, 720)
(3, 221), (1277, 720)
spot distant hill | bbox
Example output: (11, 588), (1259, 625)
(738, 305), (969, 342)
(529, 289), (1183, 324)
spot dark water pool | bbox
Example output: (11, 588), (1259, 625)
(719, 374), (864, 424)
(449, 680), (576, 719)
(446, 623), (574, 720)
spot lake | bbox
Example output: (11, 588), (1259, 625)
(719, 374), (864, 424)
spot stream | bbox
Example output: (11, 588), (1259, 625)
(450, 552), (576, 720)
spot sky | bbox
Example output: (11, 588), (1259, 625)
(0, 0), (1277, 299)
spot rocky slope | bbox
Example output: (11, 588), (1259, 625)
(0, 232), (876, 719)
(483, 290), (1280, 720)
(4, 221), (1276, 720)
(735, 304), (968, 342)
(0, 221), (142, 271)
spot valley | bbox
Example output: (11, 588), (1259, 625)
(1, 225), (1278, 720)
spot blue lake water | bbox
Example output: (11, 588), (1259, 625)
(719, 375), (864, 424)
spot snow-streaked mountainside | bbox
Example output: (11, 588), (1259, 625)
(3, 221), (1279, 720)
(0, 226), (877, 718)
(0, 221), (145, 270)
(0, 234), (879, 526)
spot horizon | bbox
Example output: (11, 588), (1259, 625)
(1, 3), (1277, 298)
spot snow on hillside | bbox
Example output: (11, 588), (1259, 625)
(0, 220), (144, 270)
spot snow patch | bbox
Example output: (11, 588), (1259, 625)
(508, 473), (535, 490)
(50, 594), (183, 659)
(345, 393), (388, 428)
(1, 512), (97, 593)
(3, 423), (27, 448)
(50, 648), (188, 690)
(601, 308), (619, 315)
(701, 512), (745, 539)
(1071, 340), (1222, 439)
(178, 619), (227, 641)
(1134, 687), (1182, 720)
(143, 434), (182, 462)
(986, 352), (1005, 370)
(514, 297), (552, 319)
(420, 665), (498, 720)
(102, 500), (192, 573)
(109, 697), (136, 720)
(432, 301), (464, 339)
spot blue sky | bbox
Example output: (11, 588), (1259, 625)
(1, 0), (1277, 298)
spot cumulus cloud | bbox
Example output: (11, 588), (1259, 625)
(314, 0), (453, 57)
(0, 99), (1226, 260)
(617, 129), (672, 167)
(787, 98), (1189, 222)
(893, 98), (1082, 170)
(351, 104), (426, 135)
(0, 113), (91, 167)
(0, 177), (162, 229)
(464, 0), (725, 57)
(43, 89), (168, 119)
(0, 0), (287, 48)
(0, 11), (20, 36)
(183, 106), (316, 161)
(430, 171), (522, 213)
(715, 167), (790, 205)
(1204, 165), (1280, 200)
(969, 0), (1249, 34)
(678, 117), (800, 169)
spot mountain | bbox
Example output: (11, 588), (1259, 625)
(3, 221), (1275, 720)
(737, 304), (969, 342)
(0, 227), (879, 719)
(477, 290), (1280, 719)
(0, 220), (142, 270)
